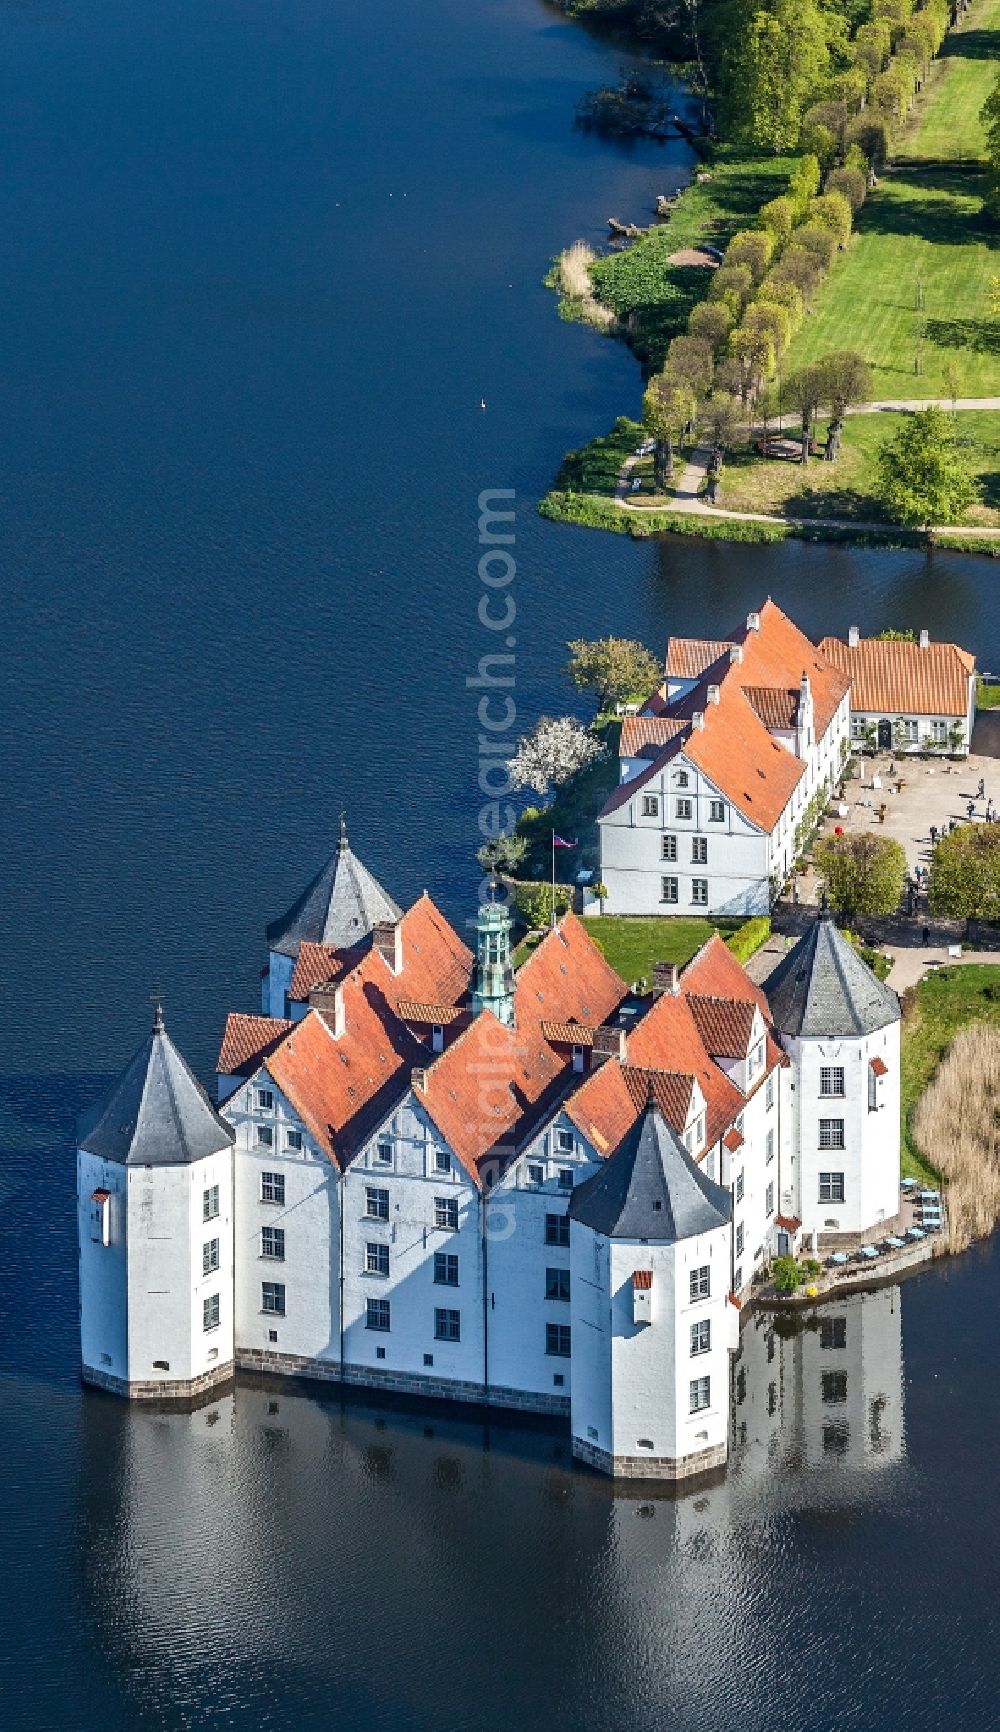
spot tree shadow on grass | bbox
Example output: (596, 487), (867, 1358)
(858, 176), (993, 243)
(777, 481), (889, 523)
(937, 28), (999, 59)
(975, 469), (1000, 513)
(925, 318), (1000, 356)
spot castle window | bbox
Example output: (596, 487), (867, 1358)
(819, 1172), (845, 1204)
(557, 1168), (574, 1191)
(690, 1319), (711, 1356)
(434, 1308), (461, 1342)
(660, 876), (679, 904)
(821, 1317), (847, 1350)
(641, 795), (659, 816)
(285, 1129), (302, 1151)
(676, 771), (690, 788)
(820, 1066), (845, 1097)
(366, 1186), (390, 1220)
(661, 834), (677, 862)
(689, 1265), (710, 1301)
(434, 1196), (459, 1231)
(366, 1298), (390, 1331)
(546, 1267), (570, 1302)
(546, 1323), (571, 1357)
(689, 1376), (710, 1413)
(691, 836), (707, 864)
(375, 1138), (393, 1165)
(256, 1125), (274, 1147)
(527, 1163), (544, 1186)
(766, 1182), (774, 1216)
(675, 798), (693, 821)
(202, 1238), (220, 1276)
(819, 1118), (845, 1149)
(709, 799), (726, 823)
(556, 1129), (574, 1154)
(434, 1252), (459, 1286)
(262, 1282), (285, 1316)
(203, 1294), (220, 1332)
(691, 879), (708, 905)
(203, 1185), (220, 1222)
(434, 1150), (452, 1174)
(256, 1088), (274, 1110)
(822, 1371), (848, 1405)
(766, 1128), (775, 1164)
(261, 1171), (285, 1205)
(545, 1213), (570, 1248)
(733, 1265), (742, 1292)
(735, 1170), (744, 1203)
(735, 1223), (744, 1258)
(823, 1421), (850, 1456)
(262, 1226), (285, 1261)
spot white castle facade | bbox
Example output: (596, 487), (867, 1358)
(77, 819), (902, 1481)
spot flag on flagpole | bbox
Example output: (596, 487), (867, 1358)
(552, 834), (577, 849)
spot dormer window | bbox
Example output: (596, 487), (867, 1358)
(676, 771), (689, 788)
(257, 1088), (274, 1110)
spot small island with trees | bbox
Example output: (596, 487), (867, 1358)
(541, 0), (1000, 551)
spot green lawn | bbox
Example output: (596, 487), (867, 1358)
(900, 964), (1000, 1182)
(782, 166), (1000, 399)
(717, 409), (1000, 526)
(579, 915), (740, 984)
(897, 0), (1000, 162)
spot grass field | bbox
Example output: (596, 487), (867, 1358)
(579, 916), (739, 983)
(900, 964), (1000, 1183)
(782, 167), (1000, 399)
(717, 409), (1000, 525)
(897, 0), (1000, 162)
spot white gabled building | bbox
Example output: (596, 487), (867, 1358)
(819, 626), (977, 757)
(598, 599), (852, 917)
(77, 1007), (236, 1399)
(79, 834), (904, 1483)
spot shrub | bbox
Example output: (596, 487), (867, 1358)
(759, 278), (805, 329)
(787, 154), (821, 219)
(794, 223), (838, 269)
(826, 166), (867, 214)
(808, 190), (853, 247)
(687, 300), (734, 351)
(708, 263), (754, 314)
(513, 881), (572, 929)
(845, 115), (891, 170)
(760, 196), (796, 244)
(772, 1256), (805, 1296)
(725, 228), (774, 285)
(725, 916), (772, 963)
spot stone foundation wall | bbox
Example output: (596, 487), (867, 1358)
(234, 1352), (570, 1415)
(82, 1361), (235, 1402)
(572, 1433), (728, 1482)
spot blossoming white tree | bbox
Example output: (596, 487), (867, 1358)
(506, 716), (605, 796)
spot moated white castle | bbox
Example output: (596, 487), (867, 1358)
(78, 814), (902, 1482)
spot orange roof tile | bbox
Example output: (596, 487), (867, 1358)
(620, 715), (687, 760)
(515, 911), (627, 1032)
(683, 685), (806, 831)
(397, 1000), (465, 1025)
(565, 1061), (695, 1153)
(743, 685), (798, 729)
(681, 932), (771, 1018)
(625, 992), (744, 1147)
(665, 637), (731, 680)
(217, 1013), (294, 1077)
(818, 635), (975, 719)
(289, 941), (348, 1001)
(540, 1019), (596, 1046)
(687, 994), (758, 1059)
(632, 1268), (653, 1289)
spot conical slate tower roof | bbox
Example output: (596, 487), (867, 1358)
(570, 1092), (731, 1243)
(766, 910), (899, 1038)
(266, 820), (402, 958)
(78, 1008), (235, 1167)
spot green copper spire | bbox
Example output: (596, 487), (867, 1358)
(472, 895), (515, 1026)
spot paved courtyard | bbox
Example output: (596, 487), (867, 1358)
(807, 747), (1000, 887)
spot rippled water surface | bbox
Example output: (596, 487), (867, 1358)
(1, 1), (999, 1726)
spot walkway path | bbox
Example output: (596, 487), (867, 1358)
(615, 397), (1000, 536)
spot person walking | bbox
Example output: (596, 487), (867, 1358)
(967, 801), (975, 821)
(922, 924), (930, 946)
(929, 824), (937, 845)
(978, 777), (985, 800)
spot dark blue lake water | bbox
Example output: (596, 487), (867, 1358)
(1, 1), (999, 1726)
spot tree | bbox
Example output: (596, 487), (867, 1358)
(708, 263), (754, 317)
(565, 636), (660, 709)
(759, 195), (796, 244)
(793, 223), (837, 270)
(665, 334), (715, 396)
(700, 391), (742, 456)
(506, 716), (606, 796)
(785, 362), (826, 459)
(873, 407), (979, 527)
(929, 825), (1000, 928)
(643, 374), (696, 487)
(814, 833), (907, 919)
(817, 350), (873, 459)
(807, 191), (853, 248)
(725, 229), (774, 285)
(687, 300), (734, 351)
(745, 299), (791, 359)
(719, 0), (830, 151)
(476, 831), (528, 874)
(769, 245), (823, 309)
(825, 166), (867, 214)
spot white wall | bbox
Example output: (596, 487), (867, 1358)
(263, 949), (295, 1018)
(225, 1072), (342, 1369)
(78, 1149), (128, 1383)
(124, 1148), (234, 1388)
(341, 1094), (485, 1390)
(785, 1021), (901, 1236)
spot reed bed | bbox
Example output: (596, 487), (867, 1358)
(912, 1022), (1000, 1252)
(557, 241), (617, 331)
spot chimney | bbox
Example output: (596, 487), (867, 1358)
(592, 1024), (627, 1064)
(411, 1066), (429, 1092)
(692, 710), (705, 730)
(707, 684), (720, 704)
(652, 961), (681, 997)
(746, 611), (761, 632)
(310, 979), (345, 1038)
(919, 629), (930, 650)
(848, 625), (860, 648)
(729, 645), (743, 665)
(373, 918), (403, 974)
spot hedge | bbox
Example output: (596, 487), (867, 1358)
(725, 916), (772, 963)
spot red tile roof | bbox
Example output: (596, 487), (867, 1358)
(870, 1055), (889, 1077)
(625, 992), (745, 1148)
(217, 1013), (294, 1077)
(665, 637), (731, 680)
(743, 684), (798, 729)
(632, 1268), (653, 1289)
(620, 715), (687, 759)
(289, 941), (347, 1001)
(397, 1000), (465, 1025)
(565, 1061), (695, 1154)
(682, 932), (771, 1018)
(818, 635), (975, 719)
(687, 995), (759, 1059)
